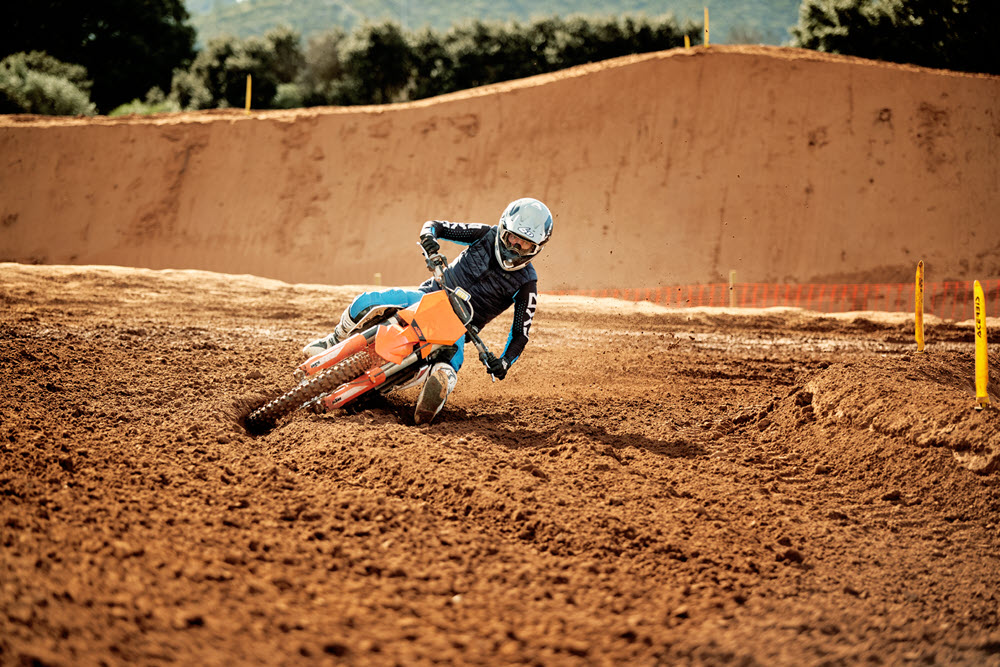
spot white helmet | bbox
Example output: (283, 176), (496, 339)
(494, 198), (553, 271)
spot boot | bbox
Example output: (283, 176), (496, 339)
(301, 307), (358, 358)
(414, 363), (458, 425)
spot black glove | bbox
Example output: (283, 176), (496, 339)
(419, 234), (440, 256)
(486, 354), (509, 380)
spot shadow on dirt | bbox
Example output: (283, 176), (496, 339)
(232, 390), (706, 460)
(445, 413), (707, 459)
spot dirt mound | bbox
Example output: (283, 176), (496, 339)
(3, 264), (999, 665)
(3, 45), (1000, 289)
(799, 352), (1000, 473)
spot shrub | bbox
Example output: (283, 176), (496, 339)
(169, 67), (214, 110)
(3, 0), (195, 112)
(109, 87), (181, 116)
(272, 82), (306, 108)
(0, 51), (96, 115)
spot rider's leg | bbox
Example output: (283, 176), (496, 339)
(414, 362), (458, 425)
(412, 336), (465, 424)
(302, 288), (424, 357)
(447, 335), (465, 372)
(346, 288), (424, 321)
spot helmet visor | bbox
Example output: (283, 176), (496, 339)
(500, 228), (540, 257)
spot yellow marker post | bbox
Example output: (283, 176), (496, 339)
(704, 7), (710, 46)
(684, 34), (691, 49)
(245, 75), (252, 114)
(915, 260), (925, 352)
(729, 270), (737, 308)
(974, 280), (990, 410)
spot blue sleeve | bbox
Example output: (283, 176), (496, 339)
(501, 280), (537, 364)
(421, 221), (491, 247)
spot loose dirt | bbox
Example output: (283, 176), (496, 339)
(2, 263), (999, 665)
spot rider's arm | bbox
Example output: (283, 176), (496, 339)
(500, 280), (538, 366)
(420, 220), (491, 246)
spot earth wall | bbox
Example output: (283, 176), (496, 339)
(1, 45), (998, 289)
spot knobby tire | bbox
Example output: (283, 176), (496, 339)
(246, 351), (373, 429)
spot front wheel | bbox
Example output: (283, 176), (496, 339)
(246, 350), (374, 431)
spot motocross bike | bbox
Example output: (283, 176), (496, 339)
(245, 247), (497, 433)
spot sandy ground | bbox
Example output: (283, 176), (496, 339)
(2, 262), (999, 665)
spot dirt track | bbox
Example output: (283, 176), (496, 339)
(2, 263), (999, 665)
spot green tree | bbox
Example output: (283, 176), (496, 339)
(170, 27), (305, 109)
(268, 25), (307, 83)
(334, 22), (414, 105)
(412, 18), (556, 98)
(444, 21), (515, 92)
(2, 1), (196, 113)
(178, 11), (689, 110)
(555, 14), (689, 69)
(792, 0), (999, 75)
(409, 27), (458, 99)
(0, 52), (96, 115)
(294, 28), (349, 106)
(409, 14), (689, 100)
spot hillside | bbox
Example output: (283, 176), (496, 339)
(185, 0), (800, 45)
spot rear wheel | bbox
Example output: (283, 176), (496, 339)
(246, 350), (374, 431)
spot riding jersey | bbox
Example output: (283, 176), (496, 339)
(418, 220), (538, 366)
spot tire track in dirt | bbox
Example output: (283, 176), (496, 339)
(2, 264), (999, 665)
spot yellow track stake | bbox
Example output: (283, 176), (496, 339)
(245, 75), (252, 114)
(704, 7), (710, 46)
(974, 280), (990, 410)
(915, 260), (925, 352)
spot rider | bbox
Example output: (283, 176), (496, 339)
(303, 197), (553, 425)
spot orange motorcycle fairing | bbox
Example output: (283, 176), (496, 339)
(374, 321), (422, 364)
(374, 290), (466, 364)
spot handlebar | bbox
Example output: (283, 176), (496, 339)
(421, 244), (496, 375)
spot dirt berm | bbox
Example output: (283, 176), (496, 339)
(2, 45), (999, 288)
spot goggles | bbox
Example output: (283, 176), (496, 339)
(500, 228), (539, 256)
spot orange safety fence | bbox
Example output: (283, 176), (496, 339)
(547, 279), (1000, 319)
